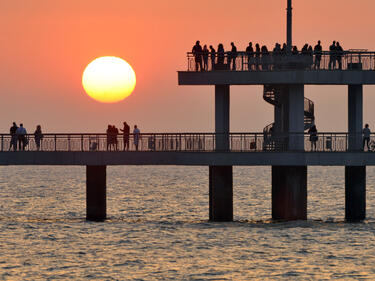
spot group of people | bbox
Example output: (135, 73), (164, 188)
(9, 122), (43, 151)
(191, 40), (344, 71)
(106, 122), (141, 151)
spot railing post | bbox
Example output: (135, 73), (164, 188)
(81, 135), (84, 151)
(68, 135), (71, 151)
(1, 134), (3, 152)
(54, 135), (57, 151)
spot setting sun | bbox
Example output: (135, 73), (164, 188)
(82, 56), (136, 103)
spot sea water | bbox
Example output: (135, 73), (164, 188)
(0, 166), (375, 280)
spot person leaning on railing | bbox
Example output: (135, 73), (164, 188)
(34, 125), (43, 151)
(192, 41), (203, 71)
(363, 124), (371, 151)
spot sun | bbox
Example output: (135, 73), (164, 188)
(82, 56), (136, 103)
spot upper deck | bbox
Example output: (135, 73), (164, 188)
(178, 50), (375, 85)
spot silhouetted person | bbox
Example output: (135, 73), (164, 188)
(133, 125), (140, 151)
(363, 123), (371, 151)
(202, 45), (209, 71)
(307, 45), (313, 69)
(113, 125), (119, 150)
(9, 122), (18, 151)
(192, 41), (203, 71)
(273, 43), (282, 69)
(292, 46), (299, 55)
(217, 43), (225, 66)
(16, 123), (27, 151)
(313, 41), (322, 69)
(336, 42), (344, 70)
(246, 42), (254, 70)
(120, 121), (130, 151)
(308, 125), (318, 151)
(209, 45), (216, 70)
(106, 125), (111, 150)
(255, 44), (261, 70)
(229, 42), (238, 70)
(34, 125), (43, 151)
(261, 45), (269, 70)
(329, 41), (336, 70)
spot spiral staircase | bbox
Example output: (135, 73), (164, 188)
(263, 85), (315, 150)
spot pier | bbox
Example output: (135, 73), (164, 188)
(2, 0), (375, 223)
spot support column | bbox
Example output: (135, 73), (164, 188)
(86, 165), (106, 221)
(209, 166), (233, 221)
(345, 166), (366, 221)
(209, 85), (233, 221)
(272, 166), (307, 220)
(272, 85), (307, 220)
(215, 85), (230, 151)
(348, 85), (363, 151)
(346, 85), (365, 221)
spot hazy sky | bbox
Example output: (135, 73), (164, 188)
(1, 0), (375, 133)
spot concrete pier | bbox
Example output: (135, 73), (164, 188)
(272, 166), (307, 220)
(209, 166), (233, 221)
(346, 85), (366, 221)
(345, 166), (366, 221)
(272, 85), (307, 220)
(86, 165), (107, 221)
(208, 85), (233, 221)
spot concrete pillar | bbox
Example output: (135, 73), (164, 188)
(345, 166), (366, 221)
(209, 85), (233, 221)
(86, 165), (106, 221)
(345, 85), (365, 221)
(272, 166), (307, 220)
(209, 166), (233, 221)
(285, 85), (305, 150)
(348, 85), (363, 151)
(271, 85), (307, 221)
(215, 85), (230, 151)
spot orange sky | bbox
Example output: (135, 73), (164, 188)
(1, 0), (375, 133)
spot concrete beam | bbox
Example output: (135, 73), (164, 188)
(86, 165), (106, 221)
(4, 151), (375, 166)
(178, 70), (375, 85)
(209, 166), (233, 221)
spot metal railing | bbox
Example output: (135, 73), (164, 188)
(0, 132), (372, 152)
(186, 50), (375, 72)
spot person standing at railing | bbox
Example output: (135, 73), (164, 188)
(34, 125), (43, 151)
(16, 123), (27, 151)
(133, 125), (140, 151)
(9, 122), (18, 151)
(255, 44), (261, 70)
(209, 45), (216, 70)
(202, 45), (209, 71)
(246, 42), (254, 71)
(229, 42), (237, 71)
(217, 44), (225, 67)
(308, 125), (318, 151)
(329, 41), (336, 70)
(192, 41), (203, 71)
(307, 45), (313, 69)
(363, 124), (371, 151)
(120, 121), (130, 151)
(261, 45), (269, 70)
(336, 42), (344, 70)
(313, 41), (322, 69)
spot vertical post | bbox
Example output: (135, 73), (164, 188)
(346, 84), (365, 221)
(348, 85), (363, 151)
(209, 84), (233, 221)
(345, 166), (366, 221)
(215, 85), (230, 151)
(287, 84), (305, 150)
(86, 165), (107, 221)
(272, 85), (307, 220)
(286, 0), (292, 52)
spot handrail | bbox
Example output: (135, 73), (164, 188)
(0, 132), (371, 153)
(185, 50), (375, 71)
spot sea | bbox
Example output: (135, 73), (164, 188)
(1, 165), (375, 280)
